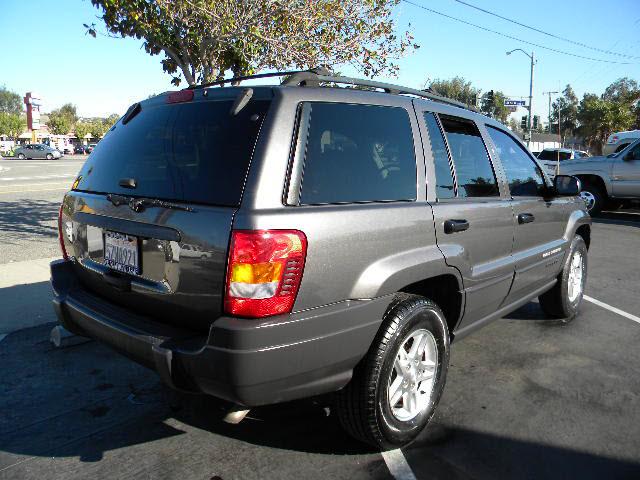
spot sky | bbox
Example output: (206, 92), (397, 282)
(0, 0), (638, 122)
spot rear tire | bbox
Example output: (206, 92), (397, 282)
(538, 235), (588, 324)
(17, 153), (25, 159)
(580, 185), (604, 215)
(46, 153), (53, 160)
(336, 294), (450, 450)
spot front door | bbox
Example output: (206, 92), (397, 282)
(418, 109), (514, 332)
(612, 141), (640, 197)
(484, 126), (570, 301)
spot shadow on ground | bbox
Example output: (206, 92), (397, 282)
(1, 298), (639, 479)
(0, 199), (59, 240)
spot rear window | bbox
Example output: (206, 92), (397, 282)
(74, 98), (270, 206)
(537, 150), (571, 161)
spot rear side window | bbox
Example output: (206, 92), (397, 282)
(74, 99), (270, 206)
(298, 103), (416, 204)
(423, 113), (455, 199)
(439, 115), (499, 198)
(487, 126), (545, 197)
(538, 150), (571, 161)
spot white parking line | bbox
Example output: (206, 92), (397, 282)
(382, 450), (417, 480)
(584, 295), (640, 325)
(0, 174), (76, 181)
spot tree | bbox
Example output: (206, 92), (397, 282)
(480, 90), (510, 123)
(508, 117), (521, 133)
(74, 121), (91, 143)
(89, 119), (110, 139)
(427, 76), (479, 106)
(105, 114), (120, 129)
(551, 84), (579, 139)
(0, 87), (22, 115)
(47, 109), (73, 135)
(602, 77), (640, 104)
(86, 0), (418, 86)
(0, 112), (25, 140)
(577, 93), (634, 154)
(58, 103), (78, 125)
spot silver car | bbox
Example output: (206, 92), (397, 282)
(15, 144), (62, 160)
(537, 148), (590, 177)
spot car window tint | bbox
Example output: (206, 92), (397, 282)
(423, 112), (455, 199)
(538, 150), (571, 161)
(299, 103), (416, 204)
(439, 115), (499, 198)
(74, 99), (270, 206)
(487, 126), (545, 197)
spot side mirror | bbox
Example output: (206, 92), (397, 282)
(554, 175), (581, 196)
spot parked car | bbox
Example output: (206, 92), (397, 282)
(603, 129), (640, 156)
(560, 138), (640, 215)
(74, 144), (90, 154)
(51, 69), (590, 449)
(86, 143), (97, 153)
(536, 148), (590, 177)
(179, 243), (212, 259)
(14, 144), (61, 159)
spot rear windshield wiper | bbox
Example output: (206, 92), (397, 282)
(106, 193), (195, 213)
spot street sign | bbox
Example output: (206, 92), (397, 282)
(504, 99), (526, 106)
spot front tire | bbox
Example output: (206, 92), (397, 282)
(46, 153), (53, 160)
(336, 294), (450, 449)
(538, 235), (588, 323)
(17, 153), (25, 159)
(580, 185), (604, 215)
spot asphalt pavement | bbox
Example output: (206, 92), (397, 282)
(0, 158), (639, 479)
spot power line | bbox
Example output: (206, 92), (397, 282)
(401, 0), (636, 65)
(451, 0), (640, 60)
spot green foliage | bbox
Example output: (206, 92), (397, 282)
(577, 93), (635, 154)
(480, 90), (510, 123)
(58, 103), (78, 125)
(47, 110), (73, 135)
(89, 118), (110, 138)
(551, 85), (579, 137)
(86, 0), (418, 86)
(428, 76), (479, 106)
(0, 112), (25, 139)
(74, 121), (91, 141)
(0, 87), (22, 115)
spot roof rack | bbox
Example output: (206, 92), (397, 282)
(189, 67), (477, 112)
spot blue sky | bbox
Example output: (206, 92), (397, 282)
(1, 0), (638, 122)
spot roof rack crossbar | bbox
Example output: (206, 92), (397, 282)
(188, 69), (308, 90)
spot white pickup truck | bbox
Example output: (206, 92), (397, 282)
(559, 139), (640, 214)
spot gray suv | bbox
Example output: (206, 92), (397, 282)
(51, 69), (591, 449)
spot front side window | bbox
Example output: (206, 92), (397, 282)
(423, 112), (455, 199)
(487, 126), (545, 197)
(439, 115), (499, 198)
(298, 103), (416, 204)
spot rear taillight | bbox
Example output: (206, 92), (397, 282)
(58, 204), (68, 260)
(224, 230), (307, 318)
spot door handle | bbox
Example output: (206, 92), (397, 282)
(518, 213), (535, 224)
(444, 219), (469, 234)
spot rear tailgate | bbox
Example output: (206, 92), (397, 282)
(59, 88), (272, 331)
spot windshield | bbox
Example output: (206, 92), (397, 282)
(537, 150), (571, 161)
(74, 98), (270, 206)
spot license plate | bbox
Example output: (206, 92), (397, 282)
(104, 231), (140, 275)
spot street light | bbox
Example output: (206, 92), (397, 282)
(506, 49), (535, 148)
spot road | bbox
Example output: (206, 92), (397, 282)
(0, 158), (639, 479)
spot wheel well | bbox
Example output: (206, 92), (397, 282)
(576, 175), (607, 196)
(576, 225), (591, 249)
(399, 274), (462, 336)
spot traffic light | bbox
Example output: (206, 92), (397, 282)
(521, 116), (527, 130)
(487, 90), (494, 105)
(533, 115), (539, 130)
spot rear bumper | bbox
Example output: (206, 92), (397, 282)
(51, 259), (389, 407)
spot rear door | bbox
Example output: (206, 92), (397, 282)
(484, 125), (569, 302)
(60, 90), (272, 331)
(611, 141), (640, 197)
(418, 109), (514, 331)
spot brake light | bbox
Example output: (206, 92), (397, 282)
(58, 204), (68, 260)
(166, 89), (194, 104)
(224, 230), (307, 318)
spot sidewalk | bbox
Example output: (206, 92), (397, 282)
(0, 257), (58, 334)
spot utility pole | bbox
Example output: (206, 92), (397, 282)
(507, 49), (536, 148)
(543, 91), (558, 133)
